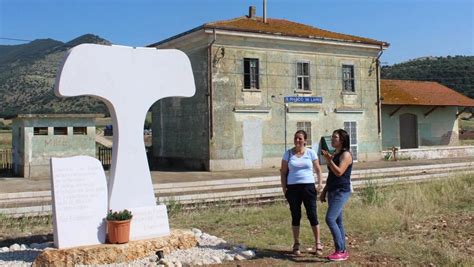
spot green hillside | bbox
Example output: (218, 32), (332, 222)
(0, 34), (111, 117)
(381, 56), (474, 98)
(2, 37), (472, 118)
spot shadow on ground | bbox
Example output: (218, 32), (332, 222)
(218, 247), (329, 266)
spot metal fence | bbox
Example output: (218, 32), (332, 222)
(0, 148), (13, 175)
(0, 145), (152, 174)
(97, 146), (112, 170)
(96, 146), (154, 170)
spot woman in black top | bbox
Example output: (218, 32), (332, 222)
(321, 129), (352, 261)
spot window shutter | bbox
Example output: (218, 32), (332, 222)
(244, 59), (250, 89)
(255, 60), (259, 89)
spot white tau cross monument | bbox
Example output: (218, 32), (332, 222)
(52, 44), (195, 247)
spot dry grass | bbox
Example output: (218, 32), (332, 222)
(346, 176), (473, 265)
(95, 117), (112, 127)
(459, 118), (474, 131)
(0, 175), (472, 265)
(0, 131), (12, 148)
(460, 139), (474, 145)
(0, 214), (52, 234)
(169, 175), (473, 265)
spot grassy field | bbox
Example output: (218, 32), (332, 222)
(169, 175), (473, 266)
(460, 118), (474, 145)
(459, 118), (474, 131)
(461, 139), (474, 145)
(1, 175), (473, 266)
(0, 130), (12, 148)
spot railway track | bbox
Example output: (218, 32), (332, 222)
(0, 161), (472, 217)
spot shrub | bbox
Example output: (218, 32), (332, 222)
(360, 179), (385, 206)
(106, 209), (133, 221)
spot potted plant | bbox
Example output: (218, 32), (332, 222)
(106, 209), (133, 244)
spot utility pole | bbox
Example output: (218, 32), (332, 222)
(271, 95), (288, 151)
(284, 103), (288, 151)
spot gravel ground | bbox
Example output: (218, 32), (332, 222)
(0, 228), (255, 267)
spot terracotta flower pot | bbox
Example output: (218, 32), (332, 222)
(107, 219), (131, 244)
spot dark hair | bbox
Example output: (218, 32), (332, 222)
(294, 130), (307, 140)
(333, 129), (350, 151)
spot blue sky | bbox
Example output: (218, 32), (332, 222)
(0, 0), (472, 64)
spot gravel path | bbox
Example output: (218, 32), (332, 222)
(0, 229), (255, 266)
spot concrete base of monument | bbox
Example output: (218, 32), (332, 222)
(129, 204), (170, 240)
(32, 229), (197, 266)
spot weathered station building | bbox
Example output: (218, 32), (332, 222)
(381, 80), (474, 158)
(11, 114), (97, 178)
(150, 7), (389, 170)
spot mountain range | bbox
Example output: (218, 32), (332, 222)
(0, 35), (472, 117)
(0, 34), (111, 117)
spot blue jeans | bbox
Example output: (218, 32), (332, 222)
(325, 189), (351, 252)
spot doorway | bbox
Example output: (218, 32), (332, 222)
(242, 120), (262, 168)
(399, 113), (418, 149)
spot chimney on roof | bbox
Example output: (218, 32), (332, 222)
(263, 0), (267, 23)
(249, 6), (256, 19)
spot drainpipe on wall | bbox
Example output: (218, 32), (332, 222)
(376, 46), (384, 135)
(208, 29), (216, 145)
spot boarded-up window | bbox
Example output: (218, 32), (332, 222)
(73, 127), (87, 135)
(54, 127), (68, 135)
(34, 127), (48, 136)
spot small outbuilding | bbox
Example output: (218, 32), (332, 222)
(11, 114), (98, 178)
(381, 80), (474, 158)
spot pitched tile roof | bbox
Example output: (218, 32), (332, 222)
(204, 16), (389, 47)
(150, 15), (389, 47)
(381, 79), (474, 107)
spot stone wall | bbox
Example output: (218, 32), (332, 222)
(151, 36), (211, 170)
(382, 145), (474, 160)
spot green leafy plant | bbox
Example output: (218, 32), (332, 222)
(106, 209), (133, 221)
(360, 179), (385, 206)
